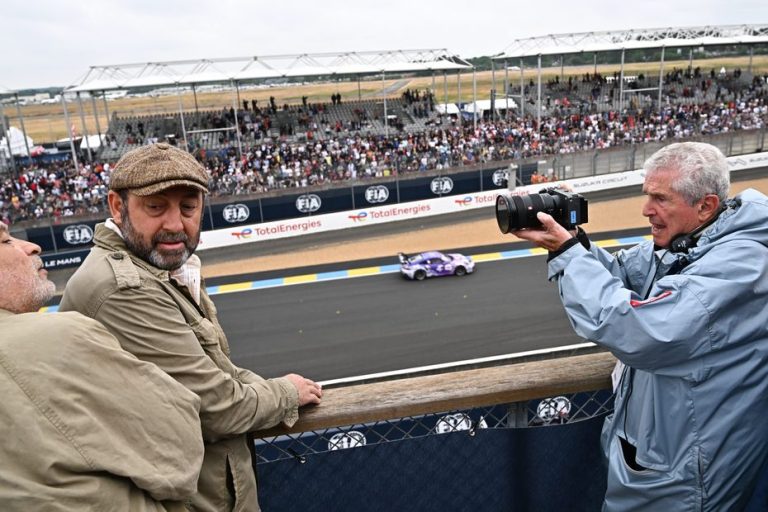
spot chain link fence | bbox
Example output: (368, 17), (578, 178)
(254, 390), (614, 511)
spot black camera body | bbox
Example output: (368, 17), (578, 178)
(496, 188), (589, 233)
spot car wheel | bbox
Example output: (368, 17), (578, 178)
(454, 266), (467, 277)
(414, 270), (426, 281)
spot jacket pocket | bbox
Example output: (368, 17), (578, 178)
(606, 435), (703, 512)
(189, 317), (233, 373)
(226, 453), (242, 506)
(227, 451), (260, 512)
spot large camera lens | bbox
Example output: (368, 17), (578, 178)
(496, 193), (560, 233)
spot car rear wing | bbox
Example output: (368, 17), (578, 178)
(398, 252), (409, 264)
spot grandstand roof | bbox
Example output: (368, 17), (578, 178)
(495, 24), (768, 59)
(65, 49), (472, 93)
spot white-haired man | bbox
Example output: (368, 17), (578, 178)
(513, 142), (768, 510)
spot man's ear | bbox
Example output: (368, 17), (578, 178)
(698, 194), (721, 223)
(107, 191), (124, 224)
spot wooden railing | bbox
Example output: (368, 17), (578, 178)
(258, 351), (615, 437)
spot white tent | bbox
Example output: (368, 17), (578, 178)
(81, 134), (103, 150)
(434, 103), (460, 115)
(0, 126), (34, 157)
(462, 98), (518, 115)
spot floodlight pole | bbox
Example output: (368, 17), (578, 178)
(101, 91), (110, 129)
(443, 72), (448, 121)
(60, 93), (80, 172)
(472, 67), (477, 132)
(504, 59), (509, 120)
(90, 95), (103, 145)
(176, 86), (188, 151)
(431, 73), (435, 97)
(491, 59), (496, 122)
(192, 84), (200, 119)
(13, 93), (32, 162)
(537, 54), (542, 131)
(619, 49), (625, 112)
(561, 57), (564, 82)
(75, 92), (93, 162)
(457, 69), (462, 125)
(658, 46), (666, 113)
(382, 72), (388, 137)
(0, 103), (18, 178)
(520, 59), (525, 119)
(230, 81), (243, 160)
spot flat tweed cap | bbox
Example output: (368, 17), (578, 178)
(110, 143), (209, 196)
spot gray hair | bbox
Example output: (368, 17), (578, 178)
(643, 142), (730, 204)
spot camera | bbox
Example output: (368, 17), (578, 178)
(495, 188), (589, 233)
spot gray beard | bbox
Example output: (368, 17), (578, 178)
(0, 257), (55, 313)
(119, 211), (198, 271)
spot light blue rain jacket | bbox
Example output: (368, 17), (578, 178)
(547, 188), (768, 511)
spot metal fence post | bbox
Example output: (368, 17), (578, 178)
(506, 401), (529, 428)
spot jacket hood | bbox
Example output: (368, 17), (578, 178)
(689, 188), (768, 259)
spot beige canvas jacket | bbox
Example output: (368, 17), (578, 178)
(0, 309), (204, 511)
(60, 224), (299, 512)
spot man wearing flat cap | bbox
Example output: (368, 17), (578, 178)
(61, 143), (323, 512)
(0, 220), (204, 511)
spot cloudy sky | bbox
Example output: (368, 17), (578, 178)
(3, 0), (766, 90)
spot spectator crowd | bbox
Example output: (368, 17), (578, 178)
(2, 70), (766, 226)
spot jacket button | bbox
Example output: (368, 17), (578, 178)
(111, 253), (124, 260)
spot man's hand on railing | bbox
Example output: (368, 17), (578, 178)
(284, 373), (323, 406)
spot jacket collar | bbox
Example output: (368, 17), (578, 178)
(93, 223), (171, 281)
(0, 309), (14, 320)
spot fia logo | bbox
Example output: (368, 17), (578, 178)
(328, 431), (367, 451)
(364, 185), (389, 204)
(222, 204), (250, 223)
(492, 169), (508, 187)
(296, 194), (321, 213)
(62, 224), (94, 245)
(430, 177), (454, 195)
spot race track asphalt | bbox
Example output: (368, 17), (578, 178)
(213, 229), (644, 383)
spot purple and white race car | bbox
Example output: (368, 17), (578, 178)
(398, 251), (475, 281)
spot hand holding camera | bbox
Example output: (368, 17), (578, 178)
(510, 211), (575, 251)
(495, 187), (589, 252)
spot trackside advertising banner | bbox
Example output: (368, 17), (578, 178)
(197, 151), (765, 251)
(196, 176), (618, 250)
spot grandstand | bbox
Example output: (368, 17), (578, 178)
(2, 65), (766, 226)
